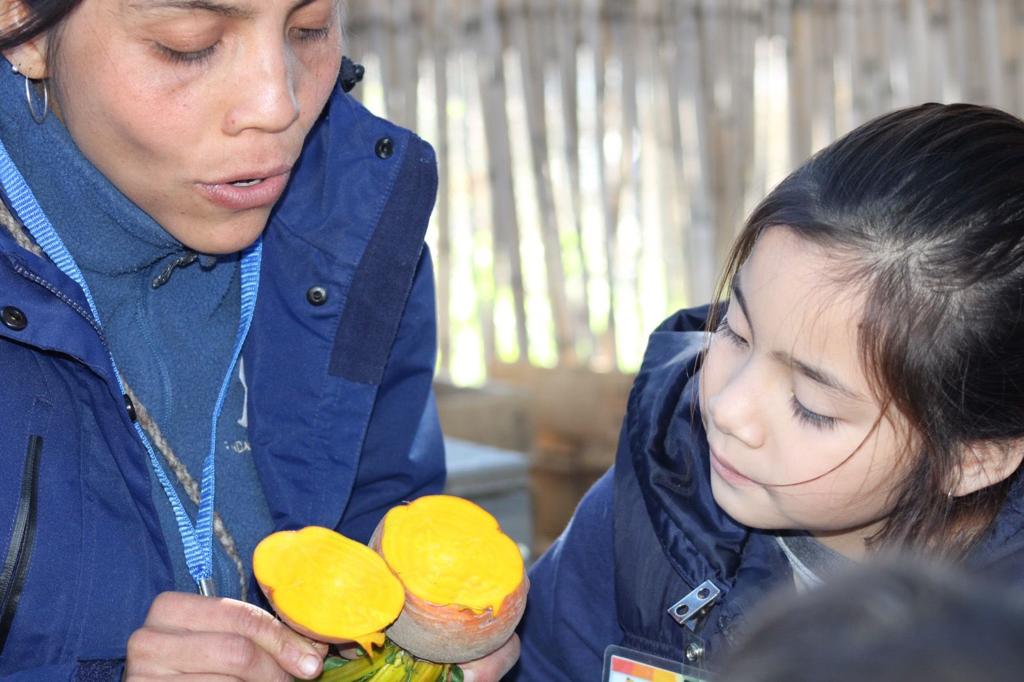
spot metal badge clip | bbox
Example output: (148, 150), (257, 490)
(668, 580), (721, 632)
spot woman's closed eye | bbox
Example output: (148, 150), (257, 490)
(153, 21), (332, 67)
(156, 41), (220, 65)
(291, 25), (332, 42)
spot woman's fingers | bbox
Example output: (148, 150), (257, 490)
(127, 628), (293, 681)
(127, 592), (324, 680)
(459, 634), (521, 682)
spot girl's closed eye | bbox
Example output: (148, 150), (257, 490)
(717, 314), (838, 430)
(790, 395), (838, 430)
(717, 318), (749, 348)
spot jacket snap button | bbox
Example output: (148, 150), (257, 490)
(1, 306), (27, 331)
(375, 137), (394, 160)
(685, 642), (705, 663)
(306, 286), (328, 306)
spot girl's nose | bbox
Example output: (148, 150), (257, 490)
(224, 44), (301, 135)
(706, 363), (766, 450)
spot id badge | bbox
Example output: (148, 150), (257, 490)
(602, 645), (711, 682)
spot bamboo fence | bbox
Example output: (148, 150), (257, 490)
(344, 0), (1024, 384)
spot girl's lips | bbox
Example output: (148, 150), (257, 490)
(195, 171), (290, 211)
(710, 449), (756, 486)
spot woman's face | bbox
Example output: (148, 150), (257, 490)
(33, 0), (343, 253)
(699, 228), (912, 557)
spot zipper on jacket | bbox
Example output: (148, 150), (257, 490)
(0, 435), (43, 655)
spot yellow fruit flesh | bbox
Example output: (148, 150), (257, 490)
(253, 527), (404, 651)
(380, 496), (524, 615)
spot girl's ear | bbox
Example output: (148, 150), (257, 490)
(951, 440), (1024, 498)
(1, 0), (51, 79)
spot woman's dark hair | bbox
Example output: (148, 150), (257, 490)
(716, 558), (1024, 682)
(710, 103), (1024, 557)
(0, 0), (81, 51)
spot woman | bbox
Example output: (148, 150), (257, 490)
(0, 0), (516, 678)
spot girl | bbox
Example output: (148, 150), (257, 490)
(512, 103), (1024, 681)
(0, 0), (516, 679)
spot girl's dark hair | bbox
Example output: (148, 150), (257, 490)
(0, 0), (81, 51)
(711, 103), (1024, 557)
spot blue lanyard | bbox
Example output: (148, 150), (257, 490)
(0, 137), (261, 596)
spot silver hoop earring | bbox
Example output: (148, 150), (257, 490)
(24, 76), (49, 124)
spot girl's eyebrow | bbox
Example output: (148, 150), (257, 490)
(775, 352), (865, 402)
(732, 272), (865, 402)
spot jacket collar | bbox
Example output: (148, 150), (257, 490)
(627, 307), (785, 592)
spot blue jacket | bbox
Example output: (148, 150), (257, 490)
(513, 306), (1024, 681)
(0, 86), (445, 679)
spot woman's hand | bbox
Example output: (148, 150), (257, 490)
(458, 633), (521, 682)
(125, 592), (328, 681)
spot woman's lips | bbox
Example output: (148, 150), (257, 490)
(709, 449), (756, 486)
(195, 171), (290, 211)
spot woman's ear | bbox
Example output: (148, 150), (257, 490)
(1, 0), (51, 79)
(951, 440), (1024, 498)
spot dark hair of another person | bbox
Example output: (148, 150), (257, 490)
(709, 103), (1024, 557)
(0, 0), (81, 51)
(715, 559), (1024, 682)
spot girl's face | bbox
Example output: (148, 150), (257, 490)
(700, 228), (911, 558)
(25, 0), (343, 253)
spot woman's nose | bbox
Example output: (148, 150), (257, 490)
(706, 363), (766, 450)
(224, 45), (301, 135)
